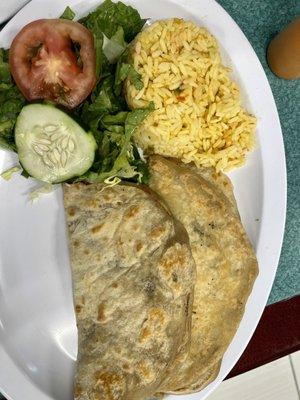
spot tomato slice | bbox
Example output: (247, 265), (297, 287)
(9, 19), (97, 108)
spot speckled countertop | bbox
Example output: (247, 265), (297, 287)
(217, 0), (300, 304)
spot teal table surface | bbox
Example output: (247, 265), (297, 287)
(217, 0), (300, 305)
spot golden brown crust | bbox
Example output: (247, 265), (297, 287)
(63, 183), (196, 400)
(149, 156), (258, 393)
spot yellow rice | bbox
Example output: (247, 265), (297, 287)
(125, 18), (256, 172)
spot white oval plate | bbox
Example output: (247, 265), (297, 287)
(0, 0), (30, 24)
(0, 1), (286, 399)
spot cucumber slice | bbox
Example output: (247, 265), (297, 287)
(15, 104), (97, 183)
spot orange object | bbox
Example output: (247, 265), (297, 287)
(267, 17), (300, 80)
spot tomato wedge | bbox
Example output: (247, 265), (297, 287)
(9, 19), (97, 108)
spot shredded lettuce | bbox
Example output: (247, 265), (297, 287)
(79, 9), (108, 77)
(0, 49), (11, 83)
(102, 26), (127, 64)
(102, 111), (128, 126)
(75, 103), (153, 184)
(102, 34), (125, 64)
(60, 6), (75, 20)
(80, 0), (146, 42)
(81, 75), (125, 131)
(104, 176), (121, 186)
(80, 0), (145, 78)
(124, 103), (154, 136)
(115, 61), (143, 95)
(29, 183), (57, 202)
(77, 0), (152, 185)
(111, 26), (126, 48)
(0, 49), (26, 152)
(0, 165), (21, 181)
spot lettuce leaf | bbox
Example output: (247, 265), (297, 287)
(80, 10), (108, 77)
(0, 165), (21, 181)
(102, 111), (128, 126)
(115, 61), (143, 95)
(0, 49), (11, 84)
(76, 104), (153, 184)
(102, 27), (126, 64)
(124, 102), (154, 136)
(80, 0), (145, 76)
(80, 0), (145, 42)
(0, 49), (26, 152)
(29, 183), (57, 202)
(81, 75), (125, 130)
(74, 2), (150, 184)
(111, 26), (126, 48)
(60, 6), (75, 20)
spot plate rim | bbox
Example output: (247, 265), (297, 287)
(0, 0), (287, 399)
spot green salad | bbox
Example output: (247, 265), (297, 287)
(0, 0), (152, 186)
